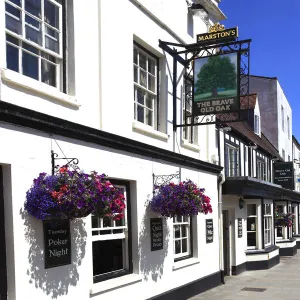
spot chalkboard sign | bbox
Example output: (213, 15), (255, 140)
(150, 218), (163, 251)
(273, 162), (294, 190)
(238, 218), (243, 238)
(206, 219), (213, 243)
(43, 219), (71, 269)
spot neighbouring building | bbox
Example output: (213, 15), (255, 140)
(218, 94), (300, 277)
(0, 1), (226, 300)
(249, 75), (292, 163)
(293, 135), (300, 192)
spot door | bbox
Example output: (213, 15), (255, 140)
(0, 167), (7, 300)
(223, 210), (230, 276)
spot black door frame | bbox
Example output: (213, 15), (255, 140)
(223, 210), (230, 276)
(0, 166), (7, 300)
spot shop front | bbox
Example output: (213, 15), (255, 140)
(222, 177), (300, 276)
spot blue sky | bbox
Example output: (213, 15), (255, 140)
(219, 0), (300, 140)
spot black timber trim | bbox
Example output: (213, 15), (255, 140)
(147, 271), (221, 300)
(0, 167), (7, 300)
(278, 245), (297, 256)
(232, 262), (246, 275)
(223, 177), (300, 202)
(0, 102), (222, 174)
(261, 198), (264, 249)
(245, 245), (278, 255)
(246, 255), (280, 271)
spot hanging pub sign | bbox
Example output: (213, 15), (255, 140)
(238, 218), (243, 238)
(43, 219), (71, 269)
(196, 23), (238, 45)
(150, 218), (163, 251)
(206, 219), (213, 243)
(193, 51), (239, 116)
(273, 162), (294, 190)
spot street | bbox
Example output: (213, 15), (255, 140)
(190, 255), (300, 300)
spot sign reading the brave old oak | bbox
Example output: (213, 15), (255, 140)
(43, 219), (71, 269)
(150, 218), (163, 251)
(206, 219), (213, 243)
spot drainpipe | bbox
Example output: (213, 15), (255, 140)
(218, 173), (225, 284)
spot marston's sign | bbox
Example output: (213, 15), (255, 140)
(273, 162), (294, 190)
(43, 219), (71, 269)
(197, 23), (238, 45)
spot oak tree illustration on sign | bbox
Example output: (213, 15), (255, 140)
(194, 53), (237, 101)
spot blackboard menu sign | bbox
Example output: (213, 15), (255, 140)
(206, 219), (213, 243)
(273, 162), (294, 190)
(238, 218), (243, 238)
(150, 218), (163, 251)
(43, 219), (71, 269)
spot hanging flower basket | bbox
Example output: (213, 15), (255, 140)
(150, 180), (212, 218)
(24, 166), (125, 220)
(275, 212), (293, 228)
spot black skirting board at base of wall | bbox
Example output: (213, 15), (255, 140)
(296, 241), (300, 249)
(279, 245), (297, 256)
(232, 255), (280, 275)
(246, 255), (280, 271)
(147, 271), (221, 300)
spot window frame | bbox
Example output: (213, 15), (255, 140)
(173, 215), (193, 262)
(225, 142), (240, 177)
(133, 42), (159, 129)
(257, 156), (266, 181)
(5, 0), (64, 89)
(247, 204), (257, 250)
(281, 105), (284, 132)
(287, 115), (290, 139)
(91, 181), (133, 284)
(254, 114), (260, 135)
(264, 203), (272, 247)
(275, 204), (285, 240)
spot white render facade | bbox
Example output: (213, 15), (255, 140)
(0, 1), (226, 300)
(249, 76), (292, 162)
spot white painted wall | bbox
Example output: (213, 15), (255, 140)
(277, 81), (292, 161)
(293, 139), (300, 192)
(0, 123), (220, 300)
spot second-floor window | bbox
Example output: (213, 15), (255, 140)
(282, 149), (285, 160)
(254, 115), (260, 135)
(133, 44), (158, 128)
(257, 157), (266, 181)
(5, 0), (63, 88)
(281, 105), (284, 132)
(287, 116), (290, 139)
(225, 143), (239, 177)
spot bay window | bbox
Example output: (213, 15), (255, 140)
(264, 203), (272, 247)
(173, 216), (192, 261)
(247, 204), (257, 249)
(133, 43), (158, 128)
(5, 0), (63, 89)
(225, 143), (239, 177)
(92, 184), (132, 283)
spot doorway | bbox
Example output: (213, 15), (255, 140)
(0, 166), (7, 300)
(223, 210), (230, 276)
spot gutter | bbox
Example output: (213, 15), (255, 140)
(218, 173), (225, 284)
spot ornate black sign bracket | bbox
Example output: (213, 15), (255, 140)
(51, 150), (79, 175)
(153, 171), (180, 189)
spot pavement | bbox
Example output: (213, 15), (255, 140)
(189, 254), (300, 300)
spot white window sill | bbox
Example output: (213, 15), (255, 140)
(1, 69), (80, 108)
(132, 121), (169, 141)
(173, 258), (200, 271)
(180, 139), (200, 152)
(90, 274), (142, 295)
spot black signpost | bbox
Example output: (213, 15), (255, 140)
(43, 219), (71, 269)
(273, 162), (294, 190)
(150, 218), (163, 251)
(238, 218), (243, 238)
(206, 219), (213, 243)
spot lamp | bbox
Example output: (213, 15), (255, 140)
(186, 1), (208, 16)
(248, 142), (257, 150)
(239, 197), (244, 209)
(220, 126), (231, 132)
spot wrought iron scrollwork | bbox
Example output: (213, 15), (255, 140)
(51, 150), (79, 175)
(153, 171), (180, 188)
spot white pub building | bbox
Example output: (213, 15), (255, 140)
(0, 1), (226, 299)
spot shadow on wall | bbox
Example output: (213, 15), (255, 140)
(138, 196), (169, 282)
(20, 209), (87, 299)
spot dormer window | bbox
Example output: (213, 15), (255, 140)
(254, 115), (260, 135)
